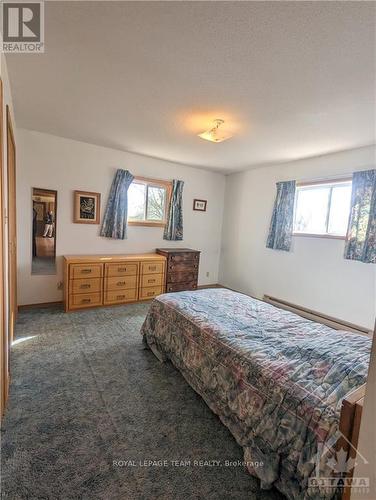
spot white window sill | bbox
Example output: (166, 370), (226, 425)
(128, 220), (166, 228)
(293, 232), (346, 240)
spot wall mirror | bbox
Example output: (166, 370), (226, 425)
(32, 188), (57, 275)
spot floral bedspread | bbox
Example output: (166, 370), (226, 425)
(140, 288), (371, 500)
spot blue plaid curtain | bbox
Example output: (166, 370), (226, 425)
(266, 180), (296, 251)
(100, 169), (134, 239)
(163, 180), (184, 241)
(344, 169), (376, 263)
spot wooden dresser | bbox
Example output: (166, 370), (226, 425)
(156, 248), (200, 293)
(63, 253), (166, 312)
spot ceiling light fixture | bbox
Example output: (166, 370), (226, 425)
(198, 119), (232, 143)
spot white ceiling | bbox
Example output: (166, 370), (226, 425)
(6, 1), (376, 173)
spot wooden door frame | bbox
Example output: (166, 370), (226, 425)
(0, 79), (7, 416)
(6, 105), (16, 350)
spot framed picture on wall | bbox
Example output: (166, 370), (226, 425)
(73, 190), (101, 224)
(193, 199), (207, 212)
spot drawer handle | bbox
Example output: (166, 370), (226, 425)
(148, 279), (156, 283)
(80, 284), (91, 289)
(82, 298), (91, 304)
(147, 291), (155, 296)
(117, 281), (126, 286)
(149, 266), (156, 271)
(117, 295), (125, 300)
(81, 269), (92, 274)
(118, 267), (127, 272)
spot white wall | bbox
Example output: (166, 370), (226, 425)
(16, 128), (376, 329)
(219, 146), (376, 330)
(17, 129), (225, 305)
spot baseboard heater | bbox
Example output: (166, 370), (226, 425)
(263, 295), (372, 336)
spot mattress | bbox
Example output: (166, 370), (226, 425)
(140, 288), (371, 499)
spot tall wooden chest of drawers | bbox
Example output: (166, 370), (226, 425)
(156, 248), (200, 293)
(63, 254), (166, 312)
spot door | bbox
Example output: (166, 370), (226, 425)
(7, 106), (16, 353)
(0, 80), (8, 415)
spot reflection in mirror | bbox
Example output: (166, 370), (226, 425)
(32, 188), (57, 275)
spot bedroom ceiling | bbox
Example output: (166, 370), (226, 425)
(6, 1), (376, 173)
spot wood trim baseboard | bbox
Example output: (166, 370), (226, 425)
(18, 301), (63, 311)
(208, 286), (371, 335)
(263, 295), (371, 335)
(197, 284), (222, 289)
(19, 287), (221, 311)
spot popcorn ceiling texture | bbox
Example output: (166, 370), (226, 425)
(8, 2), (375, 172)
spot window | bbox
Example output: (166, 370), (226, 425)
(293, 179), (352, 238)
(128, 177), (171, 226)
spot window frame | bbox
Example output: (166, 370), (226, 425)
(293, 177), (352, 240)
(127, 176), (172, 227)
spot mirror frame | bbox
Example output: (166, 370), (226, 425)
(31, 187), (58, 275)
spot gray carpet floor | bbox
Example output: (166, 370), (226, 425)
(1, 303), (284, 500)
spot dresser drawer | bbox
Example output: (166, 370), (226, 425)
(168, 271), (198, 284)
(64, 253), (166, 312)
(139, 286), (163, 300)
(70, 263), (103, 279)
(168, 253), (199, 265)
(69, 278), (102, 294)
(141, 261), (164, 275)
(105, 275), (137, 291)
(105, 262), (138, 277)
(69, 292), (102, 309)
(168, 261), (199, 273)
(141, 274), (163, 288)
(167, 282), (197, 293)
(104, 289), (138, 305)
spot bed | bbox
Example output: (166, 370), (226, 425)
(140, 288), (371, 500)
